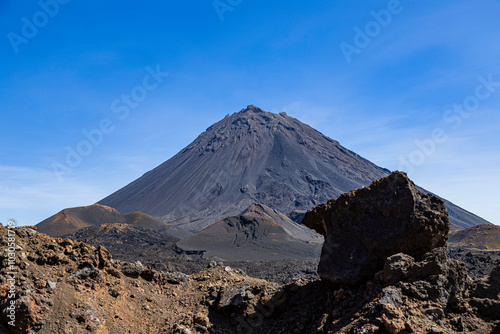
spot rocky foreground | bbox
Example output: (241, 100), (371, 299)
(1, 172), (500, 333)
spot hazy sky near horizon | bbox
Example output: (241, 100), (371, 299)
(1, 0), (499, 226)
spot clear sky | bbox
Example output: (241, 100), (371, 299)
(1, 0), (499, 226)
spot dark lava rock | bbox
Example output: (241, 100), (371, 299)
(97, 245), (112, 269)
(140, 269), (158, 281)
(217, 283), (251, 310)
(303, 171), (450, 285)
(448, 248), (500, 279)
(164, 272), (188, 284)
(395, 247), (470, 308)
(470, 265), (500, 318)
(382, 253), (415, 285)
(378, 287), (403, 308)
(68, 266), (104, 287)
(120, 263), (142, 278)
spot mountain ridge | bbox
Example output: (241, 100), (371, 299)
(37, 204), (168, 237)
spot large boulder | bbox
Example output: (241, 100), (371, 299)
(302, 171), (450, 285)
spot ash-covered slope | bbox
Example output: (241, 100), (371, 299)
(99, 105), (490, 232)
(175, 203), (322, 261)
(99, 105), (389, 231)
(449, 224), (500, 251)
(238, 203), (322, 242)
(37, 204), (168, 237)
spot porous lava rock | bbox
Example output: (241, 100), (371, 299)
(470, 265), (500, 318)
(303, 171), (450, 285)
(388, 247), (471, 308)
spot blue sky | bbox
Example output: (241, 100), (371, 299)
(1, 0), (499, 226)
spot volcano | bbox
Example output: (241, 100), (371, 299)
(99, 105), (489, 234)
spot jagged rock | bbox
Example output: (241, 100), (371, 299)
(164, 272), (188, 284)
(423, 307), (445, 320)
(140, 269), (158, 281)
(378, 288), (403, 308)
(303, 171), (450, 285)
(193, 312), (210, 327)
(47, 280), (57, 292)
(14, 227), (38, 238)
(217, 283), (252, 310)
(407, 247), (449, 278)
(1, 224), (499, 334)
(106, 267), (121, 278)
(5, 295), (44, 334)
(67, 266), (104, 288)
(381, 304), (406, 334)
(120, 263), (142, 278)
(470, 265), (500, 318)
(97, 245), (112, 269)
(173, 326), (192, 334)
(472, 265), (500, 298)
(394, 248), (470, 308)
(69, 305), (101, 327)
(382, 253), (415, 285)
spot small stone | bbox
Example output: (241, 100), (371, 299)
(218, 286), (245, 309)
(106, 267), (121, 278)
(165, 272), (188, 284)
(173, 326), (192, 334)
(109, 287), (123, 298)
(378, 288), (403, 308)
(47, 280), (57, 291)
(423, 307), (444, 320)
(193, 313), (210, 327)
(121, 263), (142, 278)
(382, 253), (415, 285)
(140, 269), (157, 281)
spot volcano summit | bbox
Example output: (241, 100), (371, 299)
(99, 105), (489, 235)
